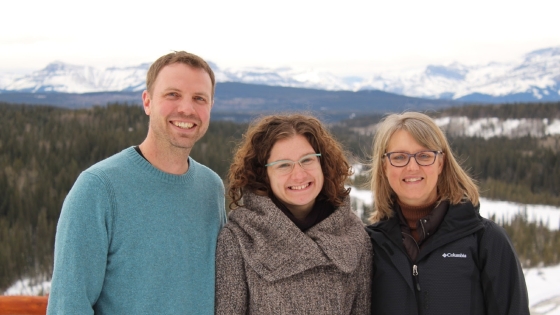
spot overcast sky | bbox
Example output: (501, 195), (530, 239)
(2, 0), (559, 76)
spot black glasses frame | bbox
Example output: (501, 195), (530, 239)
(383, 150), (443, 167)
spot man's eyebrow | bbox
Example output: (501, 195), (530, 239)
(162, 87), (181, 93)
(193, 91), (211, 98)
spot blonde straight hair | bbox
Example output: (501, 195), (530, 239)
(369, 112), (479, 222)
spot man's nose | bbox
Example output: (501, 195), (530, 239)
(178, 99), (196, 114)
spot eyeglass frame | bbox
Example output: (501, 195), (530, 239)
(265, 153), (322, 174)
(383, 150), (443, 167)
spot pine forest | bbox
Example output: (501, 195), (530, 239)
(1, 101), (559, 292)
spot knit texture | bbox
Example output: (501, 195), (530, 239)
(47, 147), (226, 315)
(215, 192), (372, 315)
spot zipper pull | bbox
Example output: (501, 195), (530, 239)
(413, 264), (421, 291)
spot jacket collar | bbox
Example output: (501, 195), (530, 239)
(227, 192), (366, 282)
(395, 200), (449, 261)
(366, 200), (483, 291)
(367, 199), (484, 261)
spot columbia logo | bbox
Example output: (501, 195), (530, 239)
(442, 253), (467, 258)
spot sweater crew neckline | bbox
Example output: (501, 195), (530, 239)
(124, 146), (196, 184)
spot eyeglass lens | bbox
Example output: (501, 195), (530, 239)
(387, 151), (438, 167)
(267, 154), (321, 174)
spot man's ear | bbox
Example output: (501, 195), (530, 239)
(142, 90), (151, 115)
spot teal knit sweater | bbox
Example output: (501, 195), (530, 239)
(47, 147), (226, 315)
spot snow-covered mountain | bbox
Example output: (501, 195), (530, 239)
(1, 46), (559, 102)
(1, 61), (150, 93)
(359, 47), (560, 102)
(0, 60), (353, 94)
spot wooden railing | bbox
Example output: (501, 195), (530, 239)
(0, 296), (48, 315)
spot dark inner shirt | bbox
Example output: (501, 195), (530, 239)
(134, 145), (147, 161)
(271, 195), (335, 231)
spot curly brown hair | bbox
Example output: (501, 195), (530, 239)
(228, 113), (353, 210)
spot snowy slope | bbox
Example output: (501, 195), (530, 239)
(351, 117), (560, 140)
(435, 117), (560, 139)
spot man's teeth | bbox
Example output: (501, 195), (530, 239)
(404, 177), (422, 182)
(290, 183), (310, 190)
(174, 122), (194, 129)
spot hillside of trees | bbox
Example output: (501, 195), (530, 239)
(434, 101), (560, 119)
(0, 83), (457, 117)
(1, 101), (559, 293)
(335, 102), (560, 206)
(0, 102), (243, 292)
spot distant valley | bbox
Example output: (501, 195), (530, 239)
(0, 83), (458, 122)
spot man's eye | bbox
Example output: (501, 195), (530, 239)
(167, 92), (179, 98)
(194, 96), (206, 102)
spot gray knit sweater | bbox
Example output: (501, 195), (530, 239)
(215, 192), (372, 315)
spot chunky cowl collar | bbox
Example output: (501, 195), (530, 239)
(226, 192), (367, 282)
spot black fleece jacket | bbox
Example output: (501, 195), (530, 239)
(366, 200), (529, 315)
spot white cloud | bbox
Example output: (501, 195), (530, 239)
(1, 0), (560, 75)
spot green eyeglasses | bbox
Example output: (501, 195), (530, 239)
(265, 153), (322, 175)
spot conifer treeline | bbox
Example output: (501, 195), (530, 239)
(1, 101), (559, 292)
(0, 103), (148, 291)
(0, 102), (243, 291)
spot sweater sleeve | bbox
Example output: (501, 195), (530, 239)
(215, 226), (249, 315)
(478, 220), (530, 315)
(351, 235), (373, 315)
(47, 171), (112, 315)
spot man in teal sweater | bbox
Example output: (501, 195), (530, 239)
(47, 51), (226, 314)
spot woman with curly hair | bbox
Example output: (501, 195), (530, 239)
(215, 114), (372, 315)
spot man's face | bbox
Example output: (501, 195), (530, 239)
(142, 63), (213, 152)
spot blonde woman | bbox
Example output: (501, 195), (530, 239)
(366, 112), (529, 315)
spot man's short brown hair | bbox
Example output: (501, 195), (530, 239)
(145, 51), (216, 98)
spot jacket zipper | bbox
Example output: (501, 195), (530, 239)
(401, 233), (422, 293)
(413, 264), (423, 314)
(419, 218), (427, 239)
(413, 264), (421, 291)
(409, 222), (425, 312)
(408, 229), (422, 313)
(403, 232), (423, 312)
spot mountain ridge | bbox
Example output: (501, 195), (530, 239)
(1, 46), (559, 103)
(0, 82), (458, 122)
